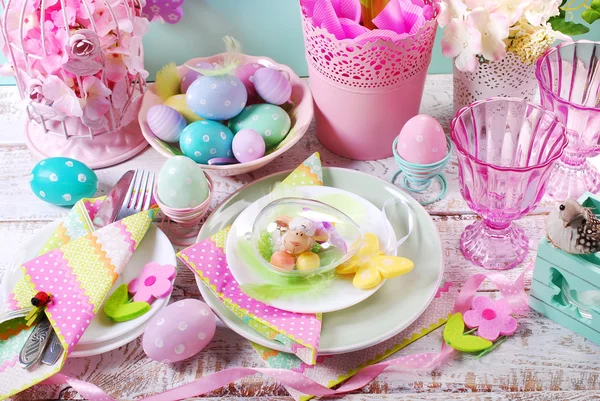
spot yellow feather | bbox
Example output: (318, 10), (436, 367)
(155, 62), (181, 100)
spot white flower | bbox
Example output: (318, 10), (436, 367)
(442, 18), (482, 73)
(438, 0), (467, 27)
(469, 7), (509, 62)
(495, 0), (531, 26)
(523, 0), (561, 26)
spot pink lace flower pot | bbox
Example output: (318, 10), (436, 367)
(453, 53), (538, 114)
(301, 7), (438, 160)
(0, 0), (149, 169)
(451, 98), (567, 270)
(536, 41), (600, 200)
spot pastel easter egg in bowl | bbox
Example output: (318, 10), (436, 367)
(232, 128), (266, 163)
(253, 67), (292, 106)
(180, 120), (234, 164)
(186, 75), (247, 120)
(164, 94), (204, 124)
(234, 62), (264, 102)
(147, 105), (187, 143)
(157, 156), (210, 209)
(396, 115), (448, 165)
(229, 104), (291, 148)
(143, 299), (217, 363)
(139, 54), (314, 176)
(30, 157), (98, 206)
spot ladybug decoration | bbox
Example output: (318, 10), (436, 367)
(31, 291), (52, 307)
(25, 291), (52, 326)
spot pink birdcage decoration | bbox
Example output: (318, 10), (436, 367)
(0, 0), (150, 168)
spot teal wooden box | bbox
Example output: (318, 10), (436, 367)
(529, 192), (600, 345)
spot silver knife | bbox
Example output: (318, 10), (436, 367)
(19, 318), (52, 368)
(93, 170), (136, 229)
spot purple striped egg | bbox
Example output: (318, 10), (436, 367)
(181, 62), (213, 94)
(253, 68), (292, 106)
(147, 105), (187, 143)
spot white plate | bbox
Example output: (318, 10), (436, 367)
(226, 186), (396, 313)
(195, 168), (444, 355)
(0, 222), (176, 356)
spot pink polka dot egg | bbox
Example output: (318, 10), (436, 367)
(396, 114), (447, 165)
(143, 299), (216, 363)
(232, 128), (266, 163)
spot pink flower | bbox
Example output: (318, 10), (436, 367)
(469, 7), (509, 62)
(81, 76), (112, 120)
(128, 262), (177, 303)
(463, 296), (518, 341)
(42, 75), (82, 117)
(68, 29), (100, 60)
(441, 18), (482, 73)
(438, 0), (467, 28)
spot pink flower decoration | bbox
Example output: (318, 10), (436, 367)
(463, 296), (518, 341)
(128, 262), (177, 303)
(68, 29), (100, 60)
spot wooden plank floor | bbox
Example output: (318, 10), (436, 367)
(1, 76), (599, 400)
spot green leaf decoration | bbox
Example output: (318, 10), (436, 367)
(240, 277), (334, 303)
(104, 284), (151, 323)
(550, 16), (590, 35)
(582, 0), (600, 24)
(443, 313), (493, 353)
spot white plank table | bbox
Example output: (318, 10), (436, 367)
(1, 76), (599, 401)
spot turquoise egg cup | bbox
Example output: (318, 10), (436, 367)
(391, 136), (452, 206)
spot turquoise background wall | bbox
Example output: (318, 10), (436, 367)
(1, 0), (600, 84)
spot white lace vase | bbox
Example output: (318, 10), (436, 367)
(453, 52), (538, 114)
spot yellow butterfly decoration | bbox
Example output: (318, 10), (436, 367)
(337, 232), (414, 289)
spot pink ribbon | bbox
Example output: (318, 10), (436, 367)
(39, 266), (533, 400)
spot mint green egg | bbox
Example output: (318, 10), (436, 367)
(30, 157), (98, 206)
(228, 104), (291, 148)
(157, 156), (210, 209)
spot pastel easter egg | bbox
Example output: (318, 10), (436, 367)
(164, 94), (203, 124)
(180, 120), (234, 164)
(229, 104), (291, 148)
(397, 114), (448, 164)
(180, 62), (213, 94)
(147, 105), (187, 143)
(143, 299), (216, 363)
(270, 251), (295, 271)
(234, 62), (264, 102)
(30, 157), (98, 206)
(186, 75), (247, 120)
(157, 156), (210, 209)
(296, 252), (320, 271)
(253, 67), (292, 106)
(232, 128), (266, 163)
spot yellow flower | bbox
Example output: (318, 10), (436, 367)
(508, 23), (556, 65)
(337, 233), (414, 289)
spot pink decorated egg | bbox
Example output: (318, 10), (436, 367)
(232, 128), (266, 163)
(270, 251), (295, 270)
(147, 105), (187, 143)
(253, 67), (292, 106)
(143, 299), (216, 363)
(180, 62), (213, 94)
(234, 63), (264, 102)
(396, 115), (447, 164)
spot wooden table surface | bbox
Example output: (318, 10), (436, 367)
(1, 76), (599, 401)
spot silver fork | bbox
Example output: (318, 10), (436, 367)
(116, 170), (155, 220)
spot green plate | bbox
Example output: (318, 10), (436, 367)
(195, 167), (444, 355)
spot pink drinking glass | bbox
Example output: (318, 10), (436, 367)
(536, 41), (600, 200)
(451, 98), (568, 270)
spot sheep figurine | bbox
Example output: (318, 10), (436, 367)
(269, 216), (329, 271)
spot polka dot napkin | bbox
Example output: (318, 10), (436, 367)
(0, 198), (156, 400)
(178, 153), (324, 365)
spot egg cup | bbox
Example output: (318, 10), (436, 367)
(391, 136), (453, 206)
(154, 175), (214, 246)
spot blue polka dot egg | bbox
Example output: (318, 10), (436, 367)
(180, 120), (234, 164)
(186, 75), (247, 120)
(30, 157), (98, 206)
